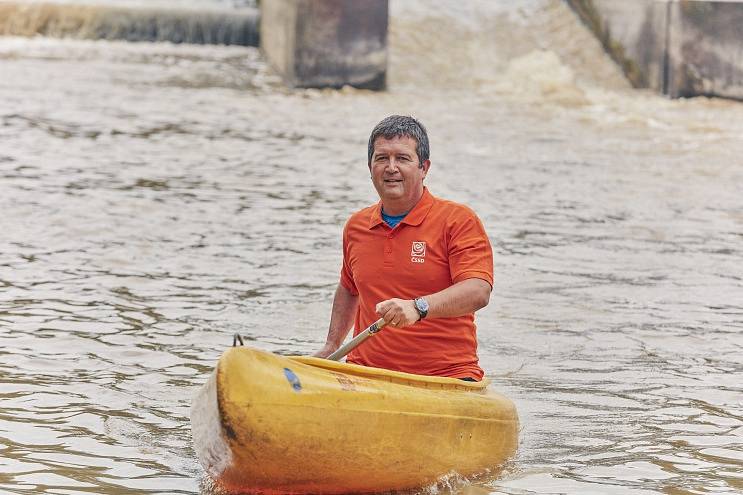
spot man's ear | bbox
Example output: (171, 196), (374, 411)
(421, 159), (431, 177)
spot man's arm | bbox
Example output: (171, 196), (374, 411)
(314, 283), (359, 357)
(375, 278), (491, 327)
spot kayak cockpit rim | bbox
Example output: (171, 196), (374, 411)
(289, 355), (491, 390)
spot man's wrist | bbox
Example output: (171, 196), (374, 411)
(413, 297), (429, 320)
(412, 301), (421, 321)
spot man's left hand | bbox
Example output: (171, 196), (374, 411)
(375, 298), (420, 328)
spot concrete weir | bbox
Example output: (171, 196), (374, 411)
(260, 0), (388, 90)
(568, 0), (743, 100)
(0, 2), (259, 46)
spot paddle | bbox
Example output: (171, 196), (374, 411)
(326, 318), (387, 361)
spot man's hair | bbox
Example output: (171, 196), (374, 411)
(367, 115), (430, 168)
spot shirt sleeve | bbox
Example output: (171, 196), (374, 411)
(339, 220), (359, 295)
(447, 207), (494, 287)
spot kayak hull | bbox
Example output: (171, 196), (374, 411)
(191, 347), (518, 493)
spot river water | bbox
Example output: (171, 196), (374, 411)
(1, 1), (742, 494)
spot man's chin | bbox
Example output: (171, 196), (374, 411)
(381, 190), (404, 201)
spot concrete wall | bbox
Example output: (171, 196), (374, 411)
(260, 0), (388, 90)
(668, 2), (743, 98)
(568, 0), (668, 91)
(567, 0), (743, 100)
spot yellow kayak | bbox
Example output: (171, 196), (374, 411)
(191, 346), (518, 494)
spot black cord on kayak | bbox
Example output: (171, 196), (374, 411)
(233, 333), (245, 347)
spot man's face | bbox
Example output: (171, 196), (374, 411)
(369, 135), (430, 212)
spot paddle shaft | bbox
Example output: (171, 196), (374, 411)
(327, 318), (387, 361)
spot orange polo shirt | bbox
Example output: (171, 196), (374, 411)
(340, 188), (493, 379)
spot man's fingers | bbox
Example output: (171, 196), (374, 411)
(377, 298), (415, 327)
(376, 299), (398, 316)
(385, 312), (399, 325)
(375, 300), (391, 315)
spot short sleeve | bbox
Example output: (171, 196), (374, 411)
(339, 221), (359, 295)
(447, 208), (494, 287)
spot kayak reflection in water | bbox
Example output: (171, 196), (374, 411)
(314, 115), (493, 381)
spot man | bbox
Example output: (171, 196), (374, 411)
(315, 115), (493, 381)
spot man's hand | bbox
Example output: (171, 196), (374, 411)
(313, 343), (338, 358)
(376, 298), (420, 327)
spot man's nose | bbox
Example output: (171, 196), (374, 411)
(385, 158), (400, 172)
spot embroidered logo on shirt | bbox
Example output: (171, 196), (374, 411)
(411, 241), (426, 263)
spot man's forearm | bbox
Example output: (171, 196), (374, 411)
(425, 278), (491, 319)
(323, 283), (359, 349)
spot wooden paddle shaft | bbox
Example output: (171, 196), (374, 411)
(327, 318), (387, 361)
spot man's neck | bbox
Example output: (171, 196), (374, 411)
(382, 191), (424, 216)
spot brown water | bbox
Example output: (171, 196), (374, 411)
(1, 1), (742, 494)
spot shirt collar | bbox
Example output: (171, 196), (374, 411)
(368, 187), (435, 229)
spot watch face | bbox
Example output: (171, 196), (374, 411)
(416, 298), (429, 313)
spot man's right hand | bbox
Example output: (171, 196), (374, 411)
(313, 343), (338, 358)
(376, 298), (420, 328)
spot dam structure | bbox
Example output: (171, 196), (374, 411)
(2, 0), (743, 94)
(0, 0), (388, 90)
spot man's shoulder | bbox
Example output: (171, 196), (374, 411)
(430, 194), (480, 220)
(345, 202), (378, 227)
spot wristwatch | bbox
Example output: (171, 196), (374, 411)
(413, 297), (429, 320)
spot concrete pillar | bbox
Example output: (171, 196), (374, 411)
(667, 1), (743, 99)
(259, 0), (388, 90)
(568, 0), (743, 100)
